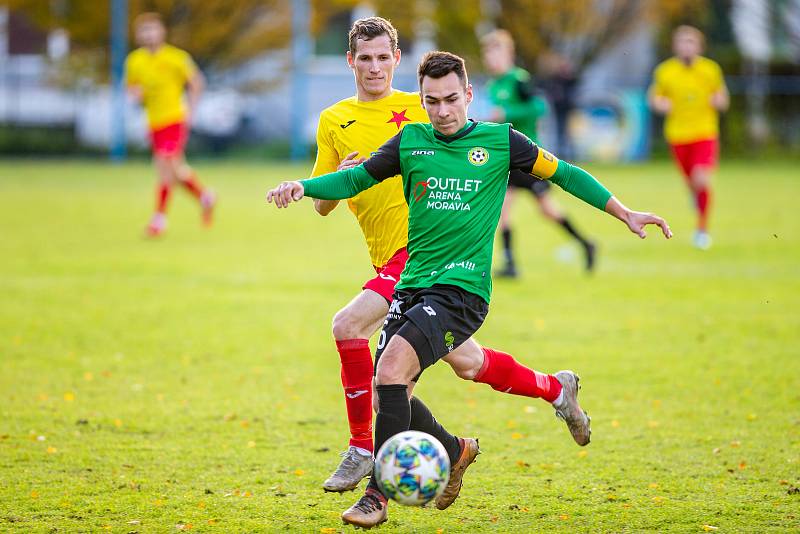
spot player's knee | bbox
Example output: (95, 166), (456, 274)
(332, 307), (364, 340)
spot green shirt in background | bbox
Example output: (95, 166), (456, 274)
(485, 66), (547, 142)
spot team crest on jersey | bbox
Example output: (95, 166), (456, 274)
(468, 147), (489, 166)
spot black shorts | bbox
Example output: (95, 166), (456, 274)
(375, 285), (489, 379)
(508, 169), (551, 198)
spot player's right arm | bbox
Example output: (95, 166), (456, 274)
(267, 131), (402, 209)
(647, 64), (671, 115)
(124, 53), (143, 104)
(310, 111), (344, 216)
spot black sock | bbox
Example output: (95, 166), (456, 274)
(501, 228), (514, 265)
(367, 384), (410, 492)
(559, 217), (590, 248)
(410, 396), (461, 465)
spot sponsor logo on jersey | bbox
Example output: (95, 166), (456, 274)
(411, 150), (435, 156)
(444, 331), (455, 347)
(468, 147), (489, 166)
(340, 119), (357, 129)
(412, 176), (483, 211)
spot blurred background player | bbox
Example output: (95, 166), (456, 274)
(649, 25), (729, 250)
(308, 17), (428, 492)
(481, 30), (596, 276)
(126, 12), (215, 237)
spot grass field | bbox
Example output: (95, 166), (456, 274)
(1, 158), (799, 533)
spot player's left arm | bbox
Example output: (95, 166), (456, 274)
(181, 52), (204, 122)
(266, 130), (403, 209)
(509, 128), (672, 239)
(709, 62), (729, 112)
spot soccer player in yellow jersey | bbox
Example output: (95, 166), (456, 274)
(649, 25), (728, 249)
(125, 12), (215, 237)
(310, 17), (428, 492)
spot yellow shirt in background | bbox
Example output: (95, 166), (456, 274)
(311, 90), (429, 268)
(125, 44), (197, 130)
(650, 56), (726, 145)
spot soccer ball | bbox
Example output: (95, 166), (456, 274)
(375, 430), (450, 506)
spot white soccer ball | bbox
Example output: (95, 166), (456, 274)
(375, 430), (451, 506)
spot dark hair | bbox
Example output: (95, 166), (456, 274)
(417, 51), (468, 88)
(348, 17), (398, 55)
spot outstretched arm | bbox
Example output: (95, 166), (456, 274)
(267, 130), (403, 209)
(509, 128), (672, 239)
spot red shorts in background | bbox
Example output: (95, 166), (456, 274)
(670, 138), (718, 179)
(363, 248), (409, 302)
(150, 122), (188, 157)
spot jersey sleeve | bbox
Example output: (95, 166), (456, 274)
(310, 111), (341, 177)
(362, 130), (403, 181)
(502, 72), (547, 122)
(508, 127), (611, 210)
(648, 64), (666, 97)
(125, 54), (139, 86)
(176, 50), (198, 82)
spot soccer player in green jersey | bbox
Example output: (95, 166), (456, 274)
(268, 51), (671, 528)
(482, 29), (596, 276)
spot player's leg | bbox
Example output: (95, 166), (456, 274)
(443, 338), (590, 446)
(168, 150), (216, 227)
(687, 139), (717, 249)
(323, 288), (388, 492)
(531, 178), (596, 271)
(146, 153), (176, 236)
(496, 187), (518, 278)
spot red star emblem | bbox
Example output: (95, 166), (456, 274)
(387, 109), (411, 129)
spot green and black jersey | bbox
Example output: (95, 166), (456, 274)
(300, 120), (611, 303)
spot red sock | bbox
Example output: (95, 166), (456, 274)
(696, 188), (710, 230)
(156, 183), (171, 214)
(180, 173), (204, 199)
(474, 348), (562, 403)
(336, 339), (374, 452)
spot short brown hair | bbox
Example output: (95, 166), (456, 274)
(418, 51), (468, 88)
(673, 25), (705, 47)
(133, 12), (164, 28)
(480, 29), (514, 53)
(348, 17), (398, 55)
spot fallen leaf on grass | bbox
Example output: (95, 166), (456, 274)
(240, 420), (250, 429)
(84, 372), (94, 381)
(606, 494), (617, 501)
(712, 448), (721, 455)
(63, 392), (75, 402)
(652, 496), (666, 505)
(37, 393), (48, 402)
(320, 529), (338, 533)
(176, 523), (193, 530)
(648, 483), (659, 489)
(506, 420), (517, 429)
(510, 432), (524, 440)
(559, 514), (569, 520)
(128, 520), (141, 525)
(577, 450), (588, 458)
(247, 441), (256, 448)
(702, 525), (718, 531)
(779, 480), (789, 485)
(294, 469), (305, 476)
(46, 446), (57, 454)
(30, 490), (39, 499)
(207, 519), (219, 525)
(114, 419), (123, 428)
(490, 516), (499, 523)
(746, 413), (757, 421)
(738, 461), (746, 470)
(197, 501), (206, 509)
(647, 421), (660, 429)
(516, 460), (530, 468)
(730, 440), (741, 448)
(523, 405), (536, 414)
(153, 499), (164, 507)
(611, 420), (620, 428)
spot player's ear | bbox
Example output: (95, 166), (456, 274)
(465, 84), (474, 106)
(394, 48), (401, 66)
(346, 50), (354, 69)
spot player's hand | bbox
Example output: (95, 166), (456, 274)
(651, 96), (671, 114)
(266, 181), (305, 208)
(623, 210), (672, 239)
(338, 151), (366, 171)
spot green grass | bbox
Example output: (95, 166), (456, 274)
(1, 158), (798, 533)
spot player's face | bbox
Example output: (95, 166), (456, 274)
(673, 32), (701, 61)
(347, 35), (400, 100)
(482, 42), (513, 75)
(136, 21), (166, 48)
(421, 72), (473, 136)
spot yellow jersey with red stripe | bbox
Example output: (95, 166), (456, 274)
(649, 56), (726, 144)
(125, 44), (197, 130)
(311, 90), (429, 268)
